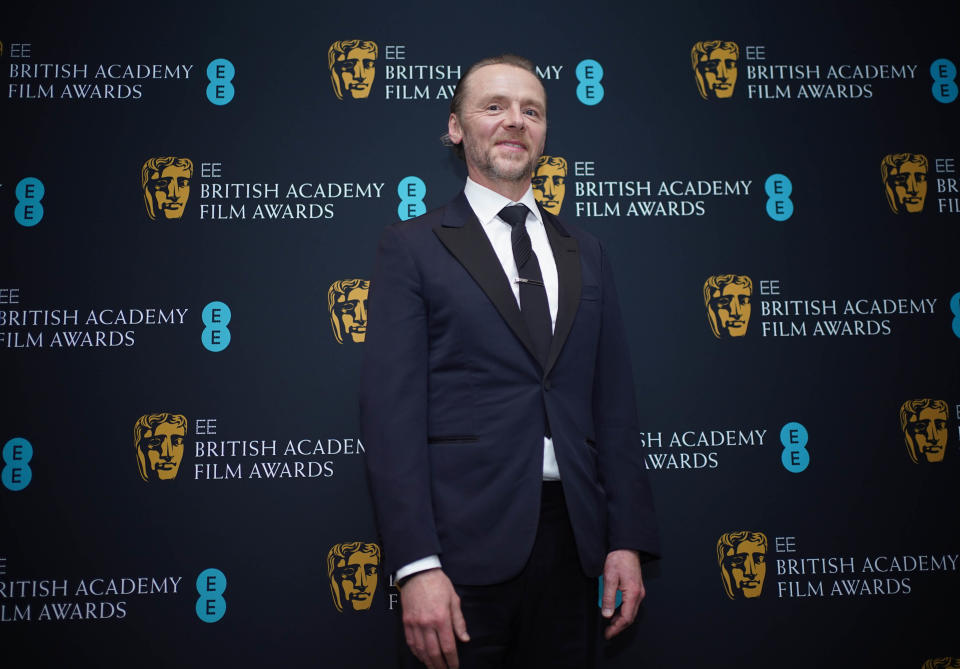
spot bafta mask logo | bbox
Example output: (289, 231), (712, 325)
(692, 41), (739, 100)
(922, 659), (960, 669)
(881, 153), (928, 214)
(532, 155), (568, 215)
(717, 530), (767, 600)
(328, 40), (378, 100)
(142, 157), (193, 220)
(900, 399), (949, 463)
(704, 274), (752, 338)
(328, 279), (369, 344)
(134, 413), (187, 481)
(327, 541), (381, 612)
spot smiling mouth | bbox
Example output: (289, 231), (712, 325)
(497, 141), (527, 151)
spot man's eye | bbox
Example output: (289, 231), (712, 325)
(487, 104), (501, 111)
(523, 109), (539, 117)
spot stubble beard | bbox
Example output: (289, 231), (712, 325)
(464, 135), (541, 186)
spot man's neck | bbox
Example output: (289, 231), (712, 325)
(467, 171), (531, 203)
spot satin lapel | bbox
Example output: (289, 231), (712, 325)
(542, 208), (581, 377)
(433, 194), (539, 363)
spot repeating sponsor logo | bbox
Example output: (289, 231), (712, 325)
(692, 41), (739, 100)
(328, 40), (378, 100)
(532, 156), (567, 214)
(0, 288), (189, 350)
(195, 568), (226, 622)
(900, 399), (949, 464)
(328, 279), (369, 344)
(327, 542), (380, 612)
(135, 414), (187, 482)
(882, 153), (928, 214)
(575, 59), (604, 105)
(716, 277), (939, 338)
(694, 42), (921, 101)
(922, 659), (960, 669)
(14, 177), (44, 226)
(717, 530), (767, 599)
(142, 157), (193, 220)
(7, 43), (198, 101)
(930, 57), (958, 103)
(704, 274), (752, 338)
(2, 438), (33, 491)
(771, 535), (957, 598)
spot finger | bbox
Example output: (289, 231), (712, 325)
(604, 610), (630, 640)
(601, 574), (619, 618)
(422, 628), (445, 669)
(437, 622), (460, 669)
(450, 596), (470, 642)
(618, 584), (640, 625)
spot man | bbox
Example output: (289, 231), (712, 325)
(134, 413), (187, 481)
(361, 54), (658, 668)
(326, 541), (381, 612)
(691, 41), (739, 100)
(327, 40), (378, 100)
(881, 153), (928, 213)
(141, 157), (193, 220)
(703, 274), (752, 338)
(327, 279), (370, 344)
(716, 531), (767, 600)
(531, 155), (567, 214)
(899, 399), (949, 463)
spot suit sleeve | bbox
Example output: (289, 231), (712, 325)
(360, 224), (442, 576)
(592, 242), (661, 561)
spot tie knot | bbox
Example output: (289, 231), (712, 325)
(498, 205), (528, 229)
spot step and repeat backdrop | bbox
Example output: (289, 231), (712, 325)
(2, 1), (957, 667)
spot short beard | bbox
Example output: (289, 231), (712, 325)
(464, 138), (540, 184)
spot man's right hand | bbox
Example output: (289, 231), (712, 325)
(400, 568), (470, 669)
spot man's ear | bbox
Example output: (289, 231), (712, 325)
(448, 113), (463, 145)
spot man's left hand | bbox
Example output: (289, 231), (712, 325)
(600, 549), (645, 640)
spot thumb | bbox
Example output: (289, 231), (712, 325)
(601, 574), (619, 618)
(451, 597), (470, 642)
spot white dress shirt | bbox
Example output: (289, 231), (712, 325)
(396, 178), (562, 583)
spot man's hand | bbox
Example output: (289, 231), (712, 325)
(400, 568), (470, 669)
(600, 549), (645, 640)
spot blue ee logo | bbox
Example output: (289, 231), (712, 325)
(196, 568), (227, 622)
(950, 291), (960, 338)
(576, 60), (604, 106)
(780, 422), (809, 473)
(206, 59), (235, 105)
(930, 58), (957, 104)
(2, 437), (33, 491)
(765, 174), (794, 221)
(202, 301), (231, 352)
(15, 178), (45, 227)
(397, 176), (426, 221)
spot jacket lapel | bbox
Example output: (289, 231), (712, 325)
(540, 206), (581, 377)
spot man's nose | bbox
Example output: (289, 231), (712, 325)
(504, 104), (525, 129)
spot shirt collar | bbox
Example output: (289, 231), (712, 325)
(464, 177), (542, 227)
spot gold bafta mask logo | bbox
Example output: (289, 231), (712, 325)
(900, 399), (949, 463)
(328, 40), (378, 100)
(134, 413), (187, 481)
(327, 542), (381, 612)
(881, 153), (929, 213)
(141, 157), (193, 220)
(717, 530), (767, 600)
(704, 274), (752, 338)
(692, 41), (739, 100)
(922, 659), (960, 669)
(532, 155), (568, 215)
(328, 279), (369, 344)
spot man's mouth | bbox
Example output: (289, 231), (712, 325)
(497, 140), (527, 152)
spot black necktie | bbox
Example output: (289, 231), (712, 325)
(499, 204), (552, 367)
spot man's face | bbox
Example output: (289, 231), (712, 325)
(138, 422), (185, 480)
(332, 47), (376, 99)
(335, 551), (379, 611)
(721, 539), (766, 598)
(886, 161), (927, 213)
(334, 285), (369, 343)
(905, 407), (948, 463)
(697, 47), (738, 99)
(147, 165), (191, 219)
(708, 283), (751, 337)
(448, 64), (547, 192)
(532, 160), (566, 214)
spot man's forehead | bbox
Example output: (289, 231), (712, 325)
(463, 64), (545, 101)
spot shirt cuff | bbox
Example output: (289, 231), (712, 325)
(395, 555), (442, 583)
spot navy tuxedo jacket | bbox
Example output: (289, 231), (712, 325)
(361, 193), (659, 585)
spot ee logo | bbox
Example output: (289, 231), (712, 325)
(195, 568), (227, 622)
(15, 178), (44, 227)
(397, 176), (426, 221)
(206, 58), (235, 106)
(780, 422), (809, 473)
(765, 174), (794, 221)
(576, 59), (604, 106)
(950, 291), (960, 338)
(930, 58), (957, 104)
(2, 438), (33, 491)
(202, 301), (231, 352)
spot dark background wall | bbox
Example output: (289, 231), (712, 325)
(2, 1), (957, 666)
